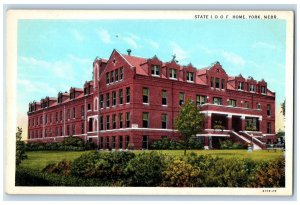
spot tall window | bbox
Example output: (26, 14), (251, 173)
(94, 98), (98, 111)
(126, 112), (130, 128)
(162, 90), (167, 105)
(81, 122), (84, 134)
(87, 103), (91, 111)
(143, 87), (149, 103)
(267, 122), (271, 133)
(221, 79), (225, 89)
(81, 105), (85, 117)
(119, 113), (123, 128)
(67, 125), (70, 136)
(186, 72), (194, 81)
(210, 77), (214, 88)
(120, 67), (124, 80)
(196, 95), (207, 106)
(106, 93), (110, 107)
(106, 115), (110, 130)
(151, 65), (160, 76)
(169, 68), (177, 79)
(106, 136), (110, 149)
(60, 126), (63, 136)
(56, 112), (58, 122)
(238, 82), (244, 90)
(100, 137), (103, 149)
(100, 94), (104, 108)
(250, 84), (256, 92)
(112, 91), (117, 106)
(142, 136), (149, 149)
(245, 101), (250, 108)
(112, 136), (116, 149)
(112, 114), (116, 129)
(106, 72), (110, 84)
(161, 114), (167, 129)
(228, 99), (237, 107)
(49, 128), (52, 137)
(100, 116), (104, 130)
(257, 103), (261, 110)
(40, 116), (43, 124)
(45, 114), (48, 123)
(261, 86), (266, 94)
(215, 78), (220, 88)
(267, 104), (271, 116)
(50, 114), (52, 123)
(119, 136), (123, 149)
(67, 109), (70, 119)
(126, 136), (130, 148)
(115, 69), (119, 81)
(73, 107), (76, 118)
(60, 111), (63, 121)
(142, 112), (149, 128)
(213, 97), (222, 105)
(111, 70), (114, 83)
(179, 92), (185, 105)
(126, 87), (130, 103)
(72, 124), (75, 135)
(119, 89), (123, 104)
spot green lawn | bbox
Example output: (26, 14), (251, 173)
(20, 149), (284, 170)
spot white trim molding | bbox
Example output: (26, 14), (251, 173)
(200, 110), (262, 119)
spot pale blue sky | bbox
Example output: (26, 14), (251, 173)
(17, 19), (286, 117)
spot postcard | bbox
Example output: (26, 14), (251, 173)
(5, 10), (294, 196)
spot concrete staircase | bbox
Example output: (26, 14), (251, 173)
(230, 131), (262, 150)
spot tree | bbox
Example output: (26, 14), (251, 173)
(280, 99), (285, 117)
(175, 99), (205, 155)
(16, 127), (27, 166)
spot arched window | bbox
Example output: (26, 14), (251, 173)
(94, 97), (98, 111)
(94, 119), (98, 132)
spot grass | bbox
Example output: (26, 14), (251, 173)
(20, 149), (284, 170)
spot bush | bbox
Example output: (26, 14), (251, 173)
(125, 152), (166, 186)
(43, 160), (73, 176)
(249, 157), (285, 187)
(150, 138), (202, 150)
(220, 139), (247, 150)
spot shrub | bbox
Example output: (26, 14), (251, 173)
(150, 138), (202, 150)
(162, 159), (199, 187)
(125, 152), (165, 186)
(16, 127), (27, 166)
(43, 160), (73, 176)
(220, 139), (246, 150)
(249, 157), (285, 187)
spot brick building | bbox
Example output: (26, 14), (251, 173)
(27, 49), (276, 150)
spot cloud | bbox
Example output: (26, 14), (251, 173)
(18, 79), (57, 94)
(67, 54), (92, 64)
(97, 28), (112, 44)
(221, 51), (246, 67)
(169, 42), (188, 61)
(251, 41), (279, 50)
(124, 36), (139, 49)
(70, 29), (85, 41)
(148, 39), (159, 50)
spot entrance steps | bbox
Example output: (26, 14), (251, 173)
(230, 131), (262, 150)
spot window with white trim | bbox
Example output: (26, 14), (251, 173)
(169, 68), (177, 79)
(161, 114), (167, 129)
(162, 90), (167, 105)
(238, 82), (244, 90)
(143, 87), (149, 104)
(196, 95), (207, 106)
(142, 112), (149, 128)
(213, 97), (222, 105)
(112, 91), (116, 106)
(228, 99), (237, 107)
(187, 72), (194, 81)
(151, 65), (160, 76)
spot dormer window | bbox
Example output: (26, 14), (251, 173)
(215, 78), (220, 88)
(106, 72), (110, 84)
(58, 96), (62, 103)
(151, 65), (160, 76)
(221, 79), (225, 89)
(261, 86), (266, 94)
(186, 72), (194, 82)
(70, 92), (75, 100)
(250, 84), (256, 92)
(238, 82), (244, 90)
(169, 68), (177, 79)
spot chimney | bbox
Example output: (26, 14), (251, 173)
(127, 49), (132, 56)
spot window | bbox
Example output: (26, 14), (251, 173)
(238, 82), (244, 90)
(60, 111), (63, 121)
(119, 89), (123, 104)
(169, 68), (177, 79)
(245, 101), (250, 108)
(119, 136), (123, 149)
(221, 79), (225, 89)
(106, 93), (110, 107)
(73, 107), (76, 118)
(106, 136), (110, 149)
(81, 122), (84, 134)
(87, 104), (91, 111)
(179, 92), (185, 105)
(210, 77), (214, 88)
(50, 114), (52, 123)
(250, 84), (256, 92)
(215, 78), (220, 88)
(100, 137), (104, 149)
(143, 87), (149, 103)
(81, 105), (85, 117)
(56, 112), (58, 122)
(60, 126), (63, 136)
(187, 72), (194, 81)
(126, 87), (130, 103)
(99, 95), (103, 109)
(115, 69), (119, 81)
(120, 67), (124, 80)
(112, 136), (116, 149)
(112, 114), (116, 129)
(228, 99), (237, 107)
(94, 98), (98, 111)
(126, 112), (130, 128)
(49, 128), (52, 137)
(67, 125), (70, 136)
(261, 86), (266, 94)
(196, 95), (207, 106)
(112, 91), (117, 106)
(119, 113), (123, 128)
(126, 136), (130, 148)
(72, 124), (75, 135)
(106, 116), (110, 130)
(100, 116), (104, 130)
(213, 97), (222, 105)
(45, 114), (48, 124)
(111, 71), (114, 83)
(267, 122), (271, 133)
(257, 103), (261, 110)
(267, 104), (271, 116)
(106, 72), (110, 84)
(162, 114), (167, 129)
(142, 136), (149, 149)
(162, 90), (167, 105)
(142, 112), (149, 128)
(151, 65), (160, 76)
(40, 116), (43, 124)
